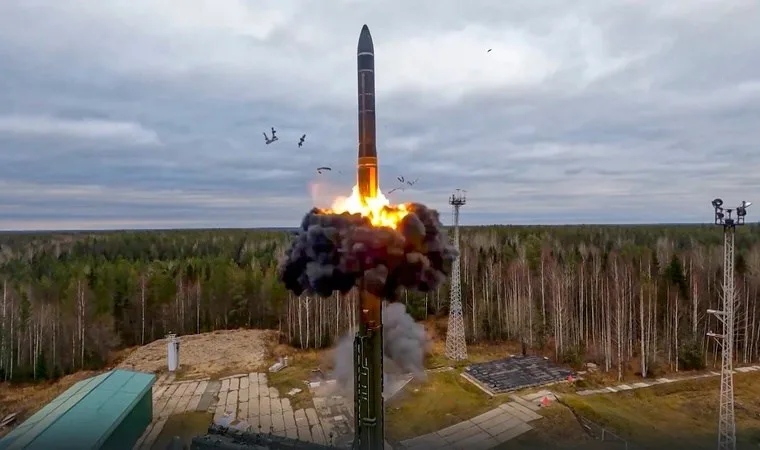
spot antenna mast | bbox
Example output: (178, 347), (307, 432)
(707, 198), (751, 450)
(445, 190), (468, 361)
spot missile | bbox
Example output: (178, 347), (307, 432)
(357, 24), (378, 201)
(354, 25), (386, 450)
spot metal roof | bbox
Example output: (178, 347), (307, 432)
(0, 369), (156, 450)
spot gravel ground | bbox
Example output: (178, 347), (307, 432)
(118, 328), (278, 378)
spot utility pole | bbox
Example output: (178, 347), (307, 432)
(707, 198), (751, 450)
(445, 189), (468, 361)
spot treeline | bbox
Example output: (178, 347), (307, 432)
(1, 224), (760, 382)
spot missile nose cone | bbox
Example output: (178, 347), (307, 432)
(358, 24), (374, 53)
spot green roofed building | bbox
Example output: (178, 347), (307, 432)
(0, 369), (156, 450)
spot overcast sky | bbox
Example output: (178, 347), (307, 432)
(1, 1), (759, 230)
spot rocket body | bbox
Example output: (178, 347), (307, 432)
(357, 24), (378, 201)
(353, 25), (385, 450)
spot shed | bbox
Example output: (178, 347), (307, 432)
(0, 369), (156, 450)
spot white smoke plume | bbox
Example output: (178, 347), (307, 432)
(330, 302), (429, 398)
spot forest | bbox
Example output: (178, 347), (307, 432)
(1, 223), (760, 383)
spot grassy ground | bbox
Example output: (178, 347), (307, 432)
(562, 372), (760, 449)
(150, 411), (212, 450)
(385, 369), (508, 441)
(495, 405), (620, 449)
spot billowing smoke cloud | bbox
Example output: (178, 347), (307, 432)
(278, 202), (454, 394)
(278, 203), (458, 300)
(332, 302), (430, 395)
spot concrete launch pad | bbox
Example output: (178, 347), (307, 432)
(463, 356), (574, 395)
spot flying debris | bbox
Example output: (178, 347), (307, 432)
(388, 188), (401, 194)
(298, 134), (306, 148)
(263, 128), (279, 145)
(397, 176), (404, 183)
(487, 48), (492, 53)
(317, 166), (332, 174)
(406, 178), (419, 187)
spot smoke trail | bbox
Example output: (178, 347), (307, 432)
(331, 302), (429, 396)
(278, 203), (458, 300)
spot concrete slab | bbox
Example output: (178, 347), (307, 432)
(453, 432), (500, 450)
(285, 427), (299, 439)
(226, 389), (238, 407)
(175, 392), (194, 414)
(271, 397), (283, 414)
(193, 380), (208, 396)
(281, 398), (293, 412)
(509, 394), (541, 412)
(138, 417), (168, 450)
(271, 412), (285, 432)
(471, 408), (504, 425)
(493, 421), (532, 443)
(238, 400), (249, 419)
(506, 401), (542, 421)
(230, 377), (240, 391)
(283, 409), (297, 429)
(187, 394), (203, 412)
(438, 419), (477, 438)
(240, 376), (249, 389)
(441, 424), (481, 444)
(260, 414), (272, 433)
(312, 423), (327, 445)
(297, 426), (313, 442)
(198, 381), (220, 412)
(249, 413), (260, 431)
(295, 409), (309, 427)
(478, 413), (516, 433)
(220, 378), (230, 392)
(249, 374), (260, 397)
(153, 386), (168, 400)
(481, 416), (522, 436)
(498, 403), (534, 423)
(524, 390), (554, 401)
(269, 387), (279, 398)
(260, 394), (271, 415)
(305, 408), (320, 426)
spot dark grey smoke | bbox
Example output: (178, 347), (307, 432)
(278, 203), (458, 300)
(332, 302), (429, 396)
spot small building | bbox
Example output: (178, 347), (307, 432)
(0, 369), (156, 450)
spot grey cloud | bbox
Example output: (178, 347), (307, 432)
(0, 115), (160, 146)
(1, 0), (759, 229)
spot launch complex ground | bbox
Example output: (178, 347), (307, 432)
(112, 331), (760, 450)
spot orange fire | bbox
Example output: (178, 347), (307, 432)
(322, 185), (409, 229)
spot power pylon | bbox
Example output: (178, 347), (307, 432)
(445, 189), (468, 361)
(707, 198), (751, 450)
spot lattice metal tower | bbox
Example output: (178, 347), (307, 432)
(445, 189), (468, 361)
(707, 198), (751, 450)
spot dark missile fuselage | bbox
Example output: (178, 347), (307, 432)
(357, 25), (378, 201)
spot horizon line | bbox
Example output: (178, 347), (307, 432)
(2, 221), (757, 234)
